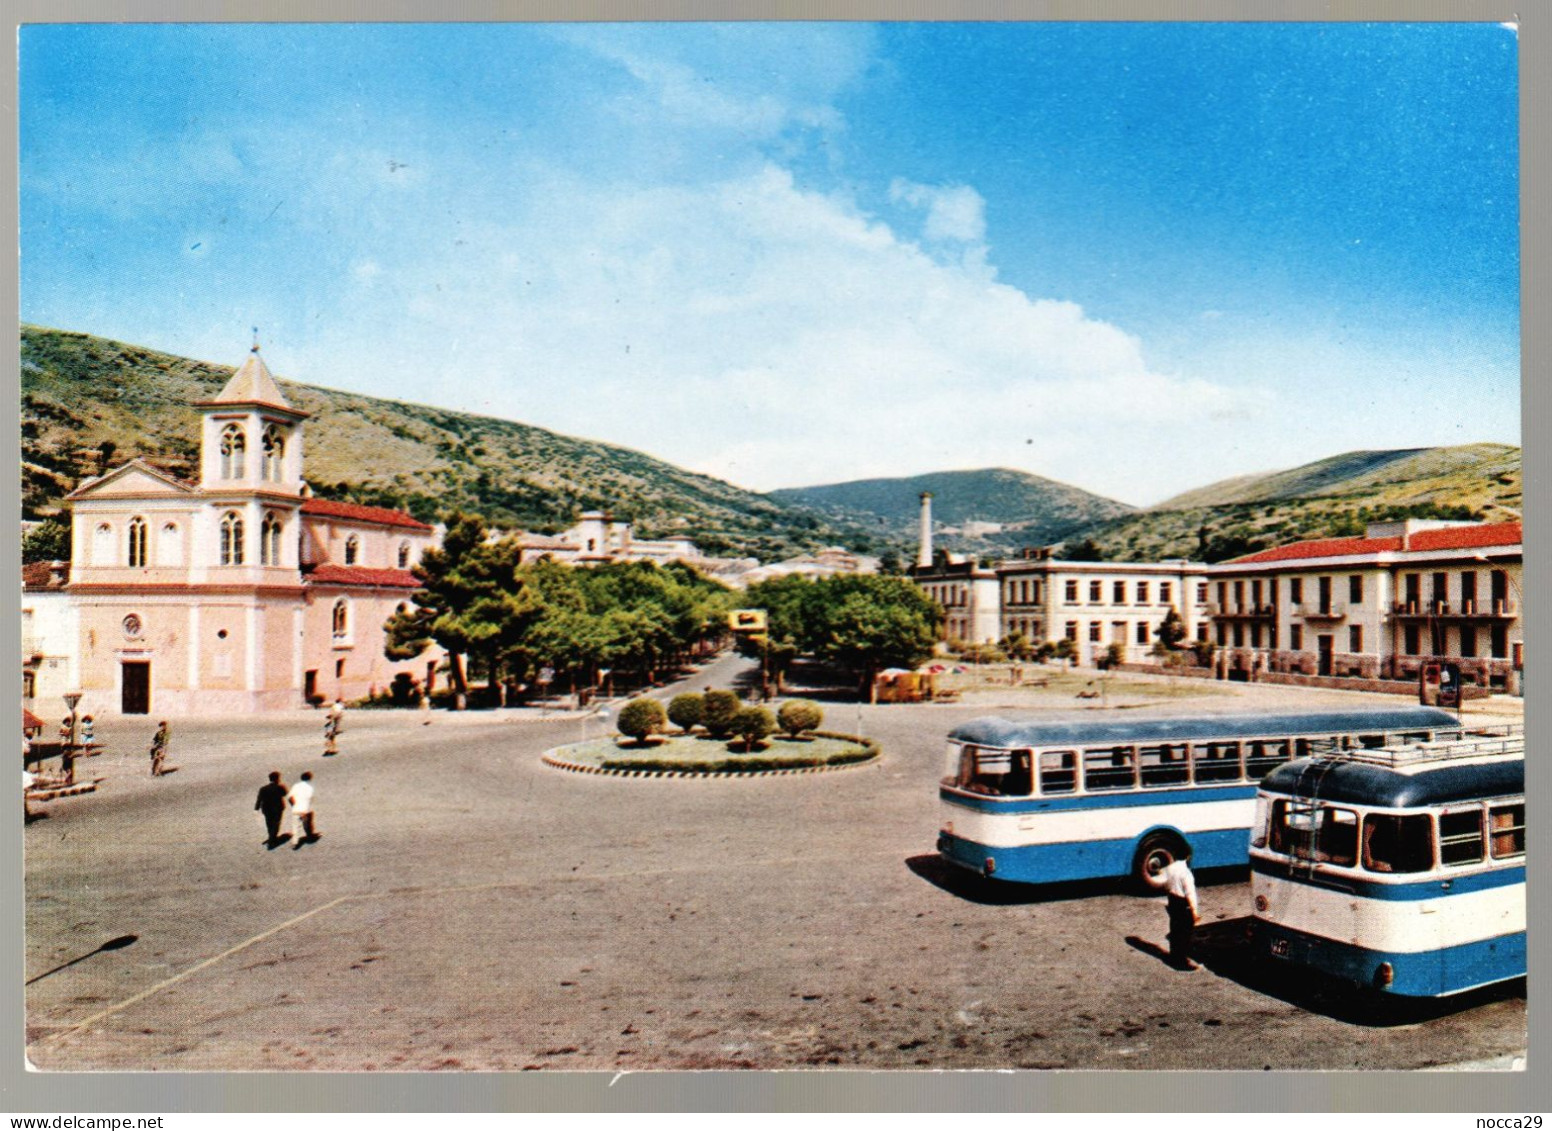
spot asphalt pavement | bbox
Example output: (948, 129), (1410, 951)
(24, 657), (1526, 1071)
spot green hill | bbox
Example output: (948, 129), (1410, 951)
(769, 468), (1135, 558)
(1067, 444), (1521, 562)
(18, 325), (870, 562)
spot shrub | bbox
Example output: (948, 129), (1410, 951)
(702, 689), (741, 739)
(667, 692), (704, 734)
(616, 697), (667, 745)
(731, 706), (776, 752)
(776, 699), (823, 738)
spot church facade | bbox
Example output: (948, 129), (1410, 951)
(61, 345), (441, 716)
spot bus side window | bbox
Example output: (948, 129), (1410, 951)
(1246, 740), (1289, 780)
(1194, 741), (1241, 783)
(1357, 732), (1386, 749)
(1082, 745), (1135, 791)
(1490, 803), (1525, 859)
(1362, 814), (1434, 874)
(1140, 744), (1188, 787)
(1316, 807), (1358, 867)
(1439, 808), (1485, 867)
(1003, 750), (1033, 797)
(1039, 750), (1077, 795)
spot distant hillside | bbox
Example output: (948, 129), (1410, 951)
(769, 468), (1135, 558)
(19, 325), (872, 562)
(1067, 445), (1521, 562)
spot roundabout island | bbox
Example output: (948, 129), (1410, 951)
(542, 730), (880, 778)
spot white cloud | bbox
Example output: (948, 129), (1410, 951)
(889, 179), (988, 245)
(294, 164), (1263, 505)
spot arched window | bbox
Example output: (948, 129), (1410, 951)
(261, 512), (283, 565)
(332, 599), (349, 640)
(398, 542), (411, 569)
(261, 424), (286, 482)
(127, 516), (147, 567)
(220, 423), (246, 479)
(220, 511), (245, 565)
(158, 522), (182, 567)
(344, 535), (360, 566)
(93, 522), (114, 565)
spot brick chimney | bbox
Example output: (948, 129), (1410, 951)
(917, 492), (934, 569)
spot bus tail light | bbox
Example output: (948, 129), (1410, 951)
(984, 857), (996, 876)
(1374, 962), (1395, 988)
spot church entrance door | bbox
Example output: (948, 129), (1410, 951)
(122, 661), (151, 714)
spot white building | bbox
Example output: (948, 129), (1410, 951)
(1208, 519), (1522, 692)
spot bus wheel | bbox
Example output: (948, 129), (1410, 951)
(1135, 833), (1184, 893)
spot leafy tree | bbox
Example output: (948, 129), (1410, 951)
(616, 697), (667, 746)
(1154, 607), (1187, 652)
(667, 692), (704, 734)
(702, 689), (741, 739)
(1051, 638), (1078, 668)
(21, 517), (71, 564)
(386, 514), (538, 707)
(731, 705), (775, 752)
(1189, 638), (1217, 667)
(815, 575), (941, 698)
(1000, 632), (1033, 661)
(776, 699), (823, 738)
(1098, 642), (1127, 671)
(1062, 537), (1106, 561)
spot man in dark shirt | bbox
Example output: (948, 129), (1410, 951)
(255, 771), (290, 848)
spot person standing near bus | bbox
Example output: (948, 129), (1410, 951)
(1161, 853), (1199, 970)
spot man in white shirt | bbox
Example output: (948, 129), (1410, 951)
(288, 771), (318, 845)
(1161, 853), (1199, 970)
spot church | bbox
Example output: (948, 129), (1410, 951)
(60, 343), (442, 715)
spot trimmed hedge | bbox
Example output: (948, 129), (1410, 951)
(600, 741), (879, 775)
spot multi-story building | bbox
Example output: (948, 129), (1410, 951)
(56, 343), (443, 715)
(1208, 519), (1522, 693)
(907, 491), (1209, 658)
(998, 553), (1209, 665)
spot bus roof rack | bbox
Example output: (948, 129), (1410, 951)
(1311, 725), (1523, 769)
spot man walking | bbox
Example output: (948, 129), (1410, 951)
(287, 771), (318, 846)
(1161, 851), (1200, 970)
(255, 771), (290, 848)
(149, 721), (170, 776)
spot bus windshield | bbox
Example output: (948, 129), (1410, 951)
(950, 746), (1033, 796)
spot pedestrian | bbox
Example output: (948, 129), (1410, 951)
(255, 771), (290, 847)
(329, 698), (345, 733)
(149, 720), (170, 777)
(287, 771), (318, 846)
(323, 713), (340, 757)
(1161, 851), (1200, 970)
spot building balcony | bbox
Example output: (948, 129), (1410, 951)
(1294, 603), (1349, 621)
(1206, 603), (1275, 619)
(1389, 599), (1518, 621)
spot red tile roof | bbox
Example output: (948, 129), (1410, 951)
(304, 564), (422, 589)
(21, 561), (67, 589)
(301, 497), (433, 531)
(1228, 522), (1521, 565)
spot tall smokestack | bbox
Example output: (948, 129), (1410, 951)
(917, 492), (934, 569)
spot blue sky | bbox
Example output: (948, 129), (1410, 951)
(19, 22), (1519, 506)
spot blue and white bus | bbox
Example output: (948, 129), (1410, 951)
(936, 707), (1464, 889)
(1249, 728), (1524, 997)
